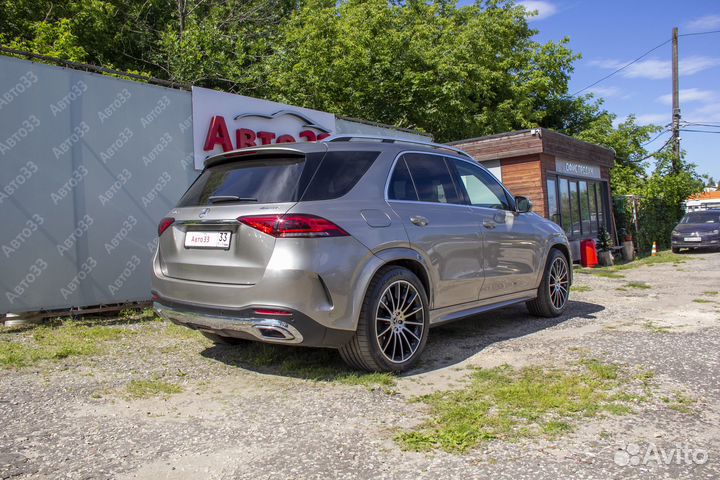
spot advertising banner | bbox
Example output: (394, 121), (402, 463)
(191, 86), (336, 170)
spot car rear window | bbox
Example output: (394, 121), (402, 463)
(177, 151), (378, 207)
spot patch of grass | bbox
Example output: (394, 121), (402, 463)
(571, 285), (592, 293)
(580, 358), (619, 380)
(693, 298), (715, 304)
(625, 281), (651, 290)
(643, 321), (671, 334)
(585, 251), (687, 279)
(215, 342), (396, 390)
(661, 391), (694, 414)
(703, 291), (718, 296)
(395, 361), (637, 453)
(592, 271), (626, 279)
(162, 322), (204, 340)
(0, 320), (132, 368)
(126, 378), (183, 399)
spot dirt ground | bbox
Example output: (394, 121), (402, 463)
(1, 251), (720, 479)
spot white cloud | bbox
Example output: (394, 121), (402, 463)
(517, 1), (558, 21)
(588, 86), (620, 97)
(657, 88), (717, 105)
(684, 102), (720, 122)
(685, 14), (720, 32)
(586, 86), (633, 100)
(589, 55), (720, 80)
(635, 113), (670, 126)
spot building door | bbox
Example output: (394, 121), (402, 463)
(449, 158), (542, 299)
(387, 153), (485, 308)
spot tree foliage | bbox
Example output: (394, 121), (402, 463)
(262, 0), (578, 141)
(0, 0), (707, 245)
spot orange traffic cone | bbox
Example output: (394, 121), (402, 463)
(651, 241), (657, 256)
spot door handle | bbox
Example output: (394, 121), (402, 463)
(483, 221), (496, 229)
(410, 215), (429, 227)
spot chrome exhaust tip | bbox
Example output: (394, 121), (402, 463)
(255, 325), (296, 341)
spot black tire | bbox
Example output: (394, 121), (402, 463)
(526, 249), (570, 318)
(339, 266), (429, 373)
(201, 331), (249, 345)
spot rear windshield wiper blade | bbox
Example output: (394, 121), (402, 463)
(208, 195), (258, 204)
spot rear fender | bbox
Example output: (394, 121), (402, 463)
(350, 248), (434, 327)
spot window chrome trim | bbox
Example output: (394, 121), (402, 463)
(384, 150), (501, 208)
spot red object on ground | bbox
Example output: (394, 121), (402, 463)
(580, 239), (599, 268)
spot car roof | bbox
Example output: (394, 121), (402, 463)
(203, 137), (473, 168)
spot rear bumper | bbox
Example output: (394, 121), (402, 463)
(153, 297), (354, 348)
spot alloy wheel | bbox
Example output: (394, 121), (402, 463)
(375, 280), (425, 363)
(548, 256), (569, 310)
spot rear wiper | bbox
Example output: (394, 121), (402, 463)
(208, 195), (258, 204)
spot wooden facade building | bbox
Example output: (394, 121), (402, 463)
(451, 128), (615, 260)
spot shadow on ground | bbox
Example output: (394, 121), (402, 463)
(200, 300), (604, 381)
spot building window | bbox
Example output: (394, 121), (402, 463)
(569, 180), (581, 236)
(547, 174), (609, 238)
(558, 178), (572, 234)
(547, 177), (559, 224)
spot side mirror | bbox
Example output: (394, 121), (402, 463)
(515, 196), (532, 213)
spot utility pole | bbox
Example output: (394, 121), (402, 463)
(671, 27), (681, 173)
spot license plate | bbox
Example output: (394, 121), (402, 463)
(184, 231), (232, 249)
(684, 237), (701, 242)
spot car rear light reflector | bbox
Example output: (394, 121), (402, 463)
(158, 217), (175, 236)
(254, 308), (293, 317)
(238, 214), (348, 238)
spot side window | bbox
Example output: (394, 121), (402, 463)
(402, 153), (461, 204)
(301, 151), (379, 201)
(388, 157), (418, 201)
(451, 159), (512, 210)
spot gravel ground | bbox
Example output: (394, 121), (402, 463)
(1, 251), (719, 479)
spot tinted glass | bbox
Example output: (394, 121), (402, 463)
(452, 159), (511, 210)
(403, 153), (460, 204)
(579, 181), (591, 235)
(681, 211), (720, 223)
(388, 157), (418, 201)
(596, 182), (606, 228)
(559, 179), (572, 234)
(178, 156), (307, 206)
(588, 182), (599, 233)
(547, 177), (559, 225)
(569, 181), (581, 236)
(301, 151), (379, 201)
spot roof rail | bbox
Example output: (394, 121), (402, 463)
(322, 134), (474, 159)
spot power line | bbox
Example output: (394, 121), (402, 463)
(680, 129), (720, 134)
(642, 129), (671, 146)
(569, 29), (720, 98)
(569, 38), (671, 97)
(679, 30), (720, 37)
(637, 136), (674, 162)
(680, 122), (720, 128)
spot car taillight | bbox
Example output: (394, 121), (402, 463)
(238, 214), (348, 238)
(158, 217), (174, 236)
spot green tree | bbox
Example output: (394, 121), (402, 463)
(261, 0), (578, 141)
(4, 18), (87, 61)
(574, 111), (661, 195)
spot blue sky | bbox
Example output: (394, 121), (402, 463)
(515, 0), (720, 181)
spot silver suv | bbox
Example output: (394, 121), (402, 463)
(152, 136), (571, 372)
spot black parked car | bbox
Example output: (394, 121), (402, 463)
(671, 210), (720, 253)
